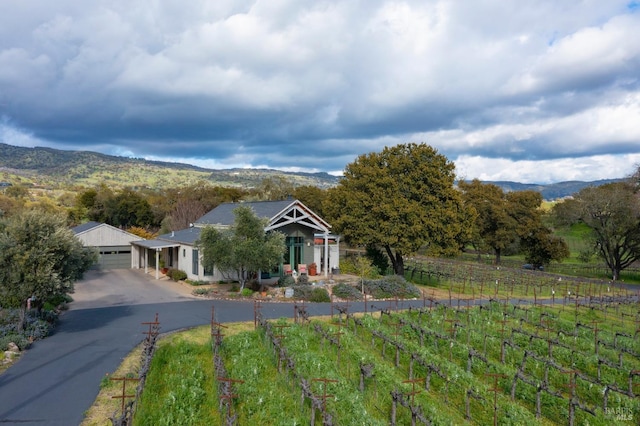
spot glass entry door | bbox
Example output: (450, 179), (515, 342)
(284, 236), (304, 269)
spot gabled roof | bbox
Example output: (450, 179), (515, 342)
(71, 221), (142, 239)
(194, 199), (331, 234)
(195, 200), (293, 227)
(71, 221), (103, 234)
(157, 227), (202, 245)
(130, 227), (201, 249)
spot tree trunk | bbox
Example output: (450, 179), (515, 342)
(612, 267), (620, 281)
(384, 246), (405, 275)
(394, 252), (405, 276)
(494, 248), (502, 265)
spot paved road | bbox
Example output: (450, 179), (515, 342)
(0, 269), (336, 425)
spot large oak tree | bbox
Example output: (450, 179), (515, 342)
(459, 179), (568, 267)
(458, 179), (517, 264)
(325, 143), (472, 275)
(559, 182), (640, 280)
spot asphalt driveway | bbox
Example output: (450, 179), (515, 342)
(0, 269), (333, 425)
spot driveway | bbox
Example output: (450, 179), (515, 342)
(0, 269), (333, 425)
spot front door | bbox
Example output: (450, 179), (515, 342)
(284, 236), (304, 270)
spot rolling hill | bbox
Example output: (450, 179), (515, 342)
(0, 143), (622, 198)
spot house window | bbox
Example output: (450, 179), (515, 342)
(192, 249), (199, 275)
(168, 248), (175, 268)
(204, 264), (213, 276)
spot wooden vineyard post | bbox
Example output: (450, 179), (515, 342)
(273, 324), (290, 372)
(331, 322), (344, 365)
(497, 319), (508, 363)
(485, 373), (506, 426)
(590, 320), (600, 356)
(561, 370), (578, 426)
(445, 319), (459, 362)
(141, 313), (160, 341)
(254, 299), (262, 330)
(403, 378), (425, 405)
(110, 376), (140, 413)
(391, 321), (403, 367)
(217, 377), (244, 421)
(211, 322), (227, 351)
(539, 318), (553, 358)
(312, 378), (338, 423)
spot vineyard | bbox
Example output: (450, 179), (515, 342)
(135, 289), (640, 425)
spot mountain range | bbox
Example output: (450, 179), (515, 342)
(0, 142), (621, 199)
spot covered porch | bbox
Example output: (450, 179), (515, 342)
(131, 240), (180, 280)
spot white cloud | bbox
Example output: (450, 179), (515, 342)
(0, 0), (638, 184)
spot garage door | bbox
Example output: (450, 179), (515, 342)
(96, 245), (131, 269)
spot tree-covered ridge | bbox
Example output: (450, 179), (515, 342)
(0, 143), (621, 196)
(0, 143), (340, 190)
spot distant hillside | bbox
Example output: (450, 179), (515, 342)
(0, 143), (340, 190)
(483, 179), (623, 200)
(0, 143), (621, 197)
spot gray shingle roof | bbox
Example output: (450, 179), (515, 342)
(156, 227), (202, 245)
(195, 200), (294, 227)
(71, 221), (102, 234)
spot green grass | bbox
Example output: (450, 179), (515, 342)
(552, 222), (593, 263)
(133, 333), (217, 426)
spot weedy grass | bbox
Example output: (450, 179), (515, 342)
(132, 328), (217, 425)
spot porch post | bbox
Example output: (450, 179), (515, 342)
(155, 249), (160, 280)
(144, 247), (148, 274)
(324, 233), (329, 277)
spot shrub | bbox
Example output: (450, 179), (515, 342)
(186, 280), (210, 286)
(297, 274), (310, 285)
(0, 334), (30, 351)
(332, 283), (363, 300)
(309, 288), (331, 302)
(292, 286), (330, 302)
(240, 288), (253, 297)
(278, 275), (296, 287)
(193, 288), (214, 296)
(339, 258), (358, 275)
(167, 268), (187, 281)
(362, 275), (420, 299)
(47, 293), (73, 307)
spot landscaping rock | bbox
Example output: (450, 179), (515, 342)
(7, 342), (20, 353)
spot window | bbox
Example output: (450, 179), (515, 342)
(192, 249), (199, 275)
(204, 264), (213, 276)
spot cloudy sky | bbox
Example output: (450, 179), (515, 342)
(1, 1), (639, 183)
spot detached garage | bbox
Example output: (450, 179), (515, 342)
(72, 222), (143, 269)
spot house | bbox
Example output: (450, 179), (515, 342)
(72, 221), (144, 269)
(131, 199), (340, 281)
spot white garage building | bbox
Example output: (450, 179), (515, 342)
(72, 221), (143, 269)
